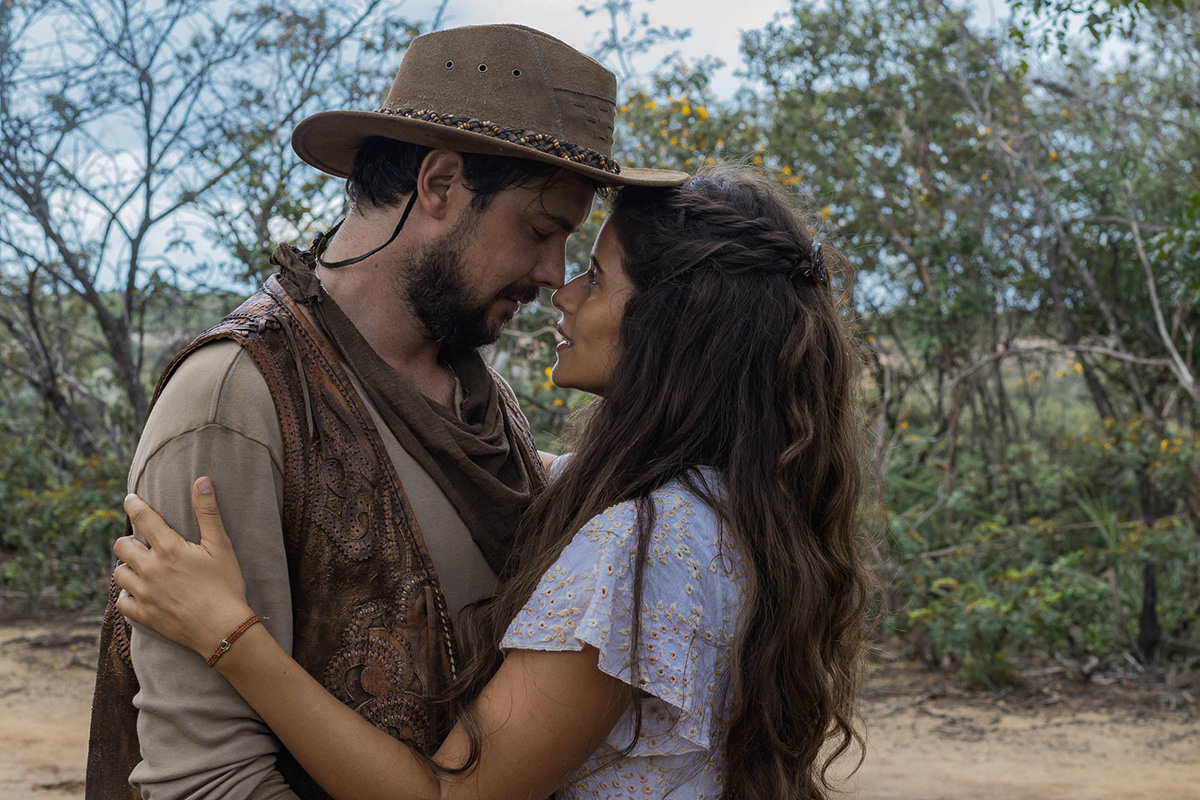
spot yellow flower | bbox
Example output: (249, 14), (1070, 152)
(782, 166), (792, 175)
(669, 136), (678, 146)
(819, 206), (831, 221)
(697, 106), (709, 121)
(981, 173), (990, 181)
(1061, 108), (1072, 120)
(900, 421), (909, 430)
(1161, 439), (1169, 450)
(646, 101), (657, 110)
(1049, 150), (1058, 162)
(620, 105), (629, 113)
(553, 398), (564, 407)
(984, 126), (991, 135)
(544, 366), (553, 377)
(541, 380), (554, 390)
(752, 154), (763, 164)
(1103, 442), (1111, 450)
(1056, 369), (1065, 377)
(865, 334), (875, 343)
(1073, 362), (1082, 373)
(681, 103), (691, 116)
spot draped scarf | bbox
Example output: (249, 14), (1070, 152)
(273, 243), (529, 573)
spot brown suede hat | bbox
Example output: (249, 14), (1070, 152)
(292, 24), (688, 188)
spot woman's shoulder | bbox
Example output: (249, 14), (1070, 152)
(570, 466), (725, 550)
(503, 463), (741, 758)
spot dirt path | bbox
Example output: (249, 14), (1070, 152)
(838, 659), (1200, 800)
(2, 616), (1197, 799)
(1, 617), (97, 799)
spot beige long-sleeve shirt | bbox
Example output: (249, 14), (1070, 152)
(126, 338), (499, 799)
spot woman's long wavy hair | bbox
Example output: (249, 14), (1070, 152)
(444, 164), (869, 799)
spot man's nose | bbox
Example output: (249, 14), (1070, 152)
(529, 247), (567, 290)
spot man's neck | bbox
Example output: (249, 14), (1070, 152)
(315, 215), (456, 405)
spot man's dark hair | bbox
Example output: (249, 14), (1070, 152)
(345, 136), (600, 211)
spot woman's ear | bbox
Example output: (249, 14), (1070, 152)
(416, 149), (468, 221)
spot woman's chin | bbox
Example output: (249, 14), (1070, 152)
(548, 369), (603, 398)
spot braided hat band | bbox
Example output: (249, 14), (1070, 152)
(375, 108), (621, 175)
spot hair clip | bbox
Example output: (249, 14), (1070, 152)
(802, 241), (827, 285)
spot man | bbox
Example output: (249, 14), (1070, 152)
(86, 23), (685, 800)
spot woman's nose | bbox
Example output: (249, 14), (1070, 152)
(551, 272), (586, 313)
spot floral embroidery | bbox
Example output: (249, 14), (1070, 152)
(501, 463), (743, 798)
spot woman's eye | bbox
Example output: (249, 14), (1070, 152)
(531, 227), (553, 242)
(587, 268), (598, 286)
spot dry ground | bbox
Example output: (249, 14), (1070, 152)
(2, 615), (1197, 799)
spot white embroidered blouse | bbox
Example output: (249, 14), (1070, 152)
(500, 460), (744, 799)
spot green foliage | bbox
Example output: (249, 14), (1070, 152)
(1006, 0), (1185, 52)
(883, 403), (1200, 684)
(3, 0), (1199, 692)
(0, 437), (125, 613)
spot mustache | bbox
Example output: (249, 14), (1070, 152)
(497, 281), (539, 305)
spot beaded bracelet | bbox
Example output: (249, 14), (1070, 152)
(205, 614), (267, 668)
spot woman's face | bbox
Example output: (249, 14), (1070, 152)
(549, 217), (636, 396)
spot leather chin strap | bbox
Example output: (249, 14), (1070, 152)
(316, 191), (419, 269)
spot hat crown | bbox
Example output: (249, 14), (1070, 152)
(384, 25), (617, 157)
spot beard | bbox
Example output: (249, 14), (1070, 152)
(404, 215), (538, 350)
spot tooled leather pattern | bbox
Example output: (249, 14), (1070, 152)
(234, 280), (456, 763)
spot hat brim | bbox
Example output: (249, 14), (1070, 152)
(292, 110), (690, 188)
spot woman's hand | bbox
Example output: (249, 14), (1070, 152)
(113, 477), (255, 660)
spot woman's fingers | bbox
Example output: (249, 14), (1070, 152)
(123, 493), (183, 555)
(114, 588), (141, 625)
(112, 562), (146, 601)
(110, 477), (253, 657)
(112, 533), (148, 571)
(191, 477), (232, 554)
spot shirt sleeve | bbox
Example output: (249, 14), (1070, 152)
(126, 342), (300, 800)
(500, 483), (739, 758)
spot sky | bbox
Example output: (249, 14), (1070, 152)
(408, 0), (795, 97)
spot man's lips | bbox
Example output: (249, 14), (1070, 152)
(498, 283), (539, 305)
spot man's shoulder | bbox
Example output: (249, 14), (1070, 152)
(140, 339), (278, 454)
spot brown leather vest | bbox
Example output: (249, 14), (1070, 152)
(86, 277), (546, 799)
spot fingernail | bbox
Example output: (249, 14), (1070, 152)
(196, 477), (213, 495)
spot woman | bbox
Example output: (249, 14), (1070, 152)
(113, 165), (869, 800)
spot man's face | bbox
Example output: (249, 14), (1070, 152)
(403, 172), (594, 349)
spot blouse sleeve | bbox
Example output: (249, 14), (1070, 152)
(500, 483), (740, 757)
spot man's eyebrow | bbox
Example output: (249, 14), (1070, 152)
(539, 212), (583, 234)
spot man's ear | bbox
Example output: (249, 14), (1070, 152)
(416, 149), (468, 221)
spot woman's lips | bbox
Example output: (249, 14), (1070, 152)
(556, 324), (574, 349)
